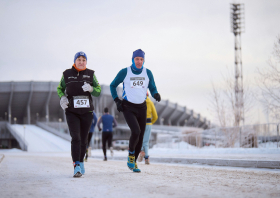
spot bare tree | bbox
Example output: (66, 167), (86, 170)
(256, 35), (280, 119)
(209, 67), (254, 128)
(209, 72), (254, 147)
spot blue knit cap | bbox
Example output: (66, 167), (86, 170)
(131, 49), (145, 72)
(74, 51), (87, 63)
(132, 49), (145, 60)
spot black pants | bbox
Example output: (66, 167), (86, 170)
(122, 100), (147, 161)
(102, 132), (113, 157)
(66, 111), (93, 162)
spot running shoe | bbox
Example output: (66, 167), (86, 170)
(145, 157), (150, 165)
(133, 162), (141, 173)
(138, 151), (145, 162)
(73, 165), (82, 177)
(80, 162), (85, 174)
(127, 155), (135, 170)
(110, 147), (114, 157)
(104, 156), (107, 161)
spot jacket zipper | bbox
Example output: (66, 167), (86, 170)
(77, 72), (79, 76)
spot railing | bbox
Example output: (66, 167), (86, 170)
(152, 123), (280, 149)
(6, 123), (28, 151)
(36, 122), (71, 142)
(200, 123), (279, 148)
(42, 122), (69, 134)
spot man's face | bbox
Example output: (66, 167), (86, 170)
(134, 57), (144, 69)
(75, 56), (87, 70)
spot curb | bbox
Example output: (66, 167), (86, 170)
(91, 156), (280, 169)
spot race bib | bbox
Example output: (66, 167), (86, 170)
(73, 96), (90, 108)
(130, 77), (145, 88)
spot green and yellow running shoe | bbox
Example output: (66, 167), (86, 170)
(133, 162), (141, 173)
(127, 155), (135, 170)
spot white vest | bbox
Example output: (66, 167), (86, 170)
(122, 67), (149, 104)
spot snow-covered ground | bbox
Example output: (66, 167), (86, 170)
(1, 126), (280, 197)
(0, 152), (280, 198)
(11, 124), (70, 152)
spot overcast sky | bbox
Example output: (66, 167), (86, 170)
(1, 0), (280, 125)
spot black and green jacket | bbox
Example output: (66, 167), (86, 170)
(57, 66), (101, 114)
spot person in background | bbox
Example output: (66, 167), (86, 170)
(97, 107), (118, 161)
(138, 92), (158, 164)
(84, 111), (97, 162)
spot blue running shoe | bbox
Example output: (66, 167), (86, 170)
(73, 165), (82, 177)
(127, 155), (135, 170)
(133, 163), (141, 173)
(80, 162), (85, 175)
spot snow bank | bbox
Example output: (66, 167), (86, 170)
(0, 148), (24, 153)
(151, 141), (280, 155)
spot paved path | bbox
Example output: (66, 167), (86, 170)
(1, 152), (280, 198)
(91, 149), (280, 169)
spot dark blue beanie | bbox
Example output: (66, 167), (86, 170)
(132, 49), (145, 60)
(74, 51), (87, 63)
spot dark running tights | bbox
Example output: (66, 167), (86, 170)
(66, 111), (93, 162)
(122, 100), (147, 161)
(102, 132), (113, 157)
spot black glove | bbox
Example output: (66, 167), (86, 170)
(98, 128), (102, 132)
(154, 93), (161, 102)
(114, 98), (123, 112)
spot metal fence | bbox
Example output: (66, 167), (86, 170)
(44, 121), (69, 134)
(152, 123), (280, 149)
(200, 123), (280, 148)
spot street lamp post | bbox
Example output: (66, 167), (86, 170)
(58, 118), (62, 133)
(23, 125), (26, 151)
(230, 3), (245, 126)
(45, 115), (48, 125)
(161, 118), (164, 125)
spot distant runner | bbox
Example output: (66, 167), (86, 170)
(110, 49), (161, 172)
(57, 51), (101, 177)
(97, 107), (118, 161)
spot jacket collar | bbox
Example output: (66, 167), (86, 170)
(71, 66), (86, 74)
